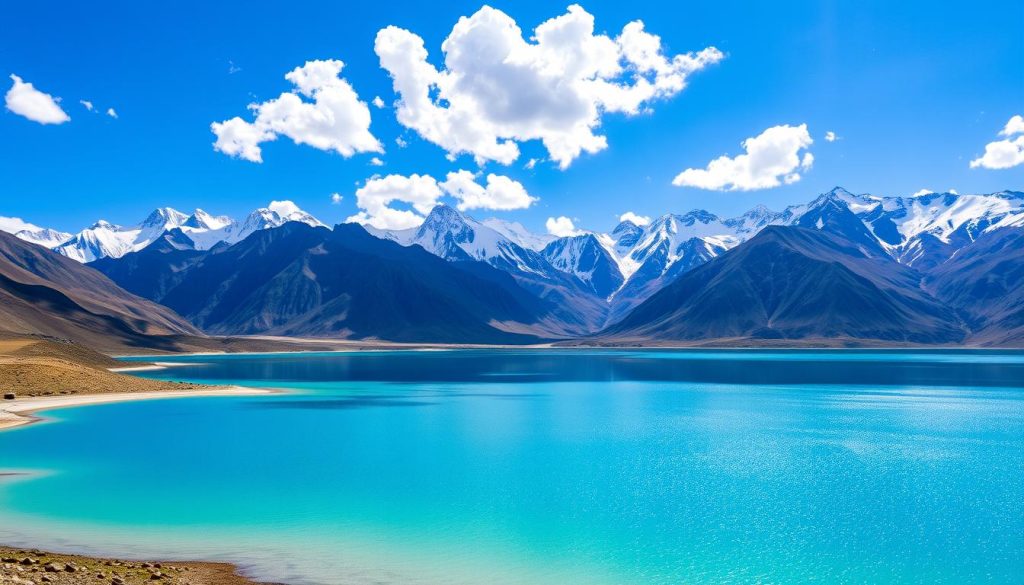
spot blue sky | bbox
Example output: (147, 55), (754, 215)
(2, 0), (1022, 234)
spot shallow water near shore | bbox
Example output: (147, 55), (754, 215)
(2, 349), (1023, 584)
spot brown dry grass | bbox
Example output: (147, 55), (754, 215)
(0, 336), (207, 397)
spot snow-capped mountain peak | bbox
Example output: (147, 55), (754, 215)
(16, 227), (73, 248)
(723, 204), (780, 237)
(140, 207), (188, 229)
(184, 209), (232, 230)
(481, 217), (555, 251)
(40, 201), (324, 262)
(0, 216), (72, 248)
(232, 201), (323, 242)
(266, 200), (324, 226)
(0, 216), (45, 235)
(541, 233), (624, 298)
(384, 204), (558, 279)
(679, 209), (721, 225)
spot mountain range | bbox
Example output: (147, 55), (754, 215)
(0, 230), (198, 351)
(94, 222), (564, 343)
(0, 200), (324, 263)
(2, 187), (1022, 346)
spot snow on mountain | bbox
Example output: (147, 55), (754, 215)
(891, 192), (1021, 242)
(0, 216), (44, 235)
(481, 218), (555, 251)
(541, 233), (623, 298)
(792, 189), (891, 258)
(183, 209), (232, 231)
(52, 201), (323, 262)
(0, 216), (73, 248)
(15, 227), (75, 248)
(223, 201), (325, 247)
(467, 188), (1024, 313)
(17, 185), (1019, 294)
(54, 208), (190, 263)
(176, 209), (236, 249)
(609, 220), (644, 251)
(142, 207), (189, 229)
(597, 211), (740, 315)
(372, 205), (614, 335)
(819, 188), (1024, 269)
(390, 205), (558, 278)
(612, 210), (740, 285)
(722, 204), (782, 237)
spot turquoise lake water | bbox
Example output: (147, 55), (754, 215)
(1, 349), (1023, 584)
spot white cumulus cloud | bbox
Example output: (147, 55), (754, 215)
(106, 107), (118, 119)
(347, 170), (538, 229)
(5, 74), (70, 125)
(369, 157), (384, 166)
(212, 59), (382, 163)
(372, 96), (385, 109)
(346, 173), (443, 230)
(375, 5), (723, 169)
(331, 192), (344, 204)
(672, 124), (814, 191)
(970, 115), (1024, 170)
(440, 170), (536, 211)
(1002, 114), (1024, 136)
(80, 100), (94, 111)
(619, 211), (650, 226)
(546, 216), (584, 237)
(824, 130), (838, 142)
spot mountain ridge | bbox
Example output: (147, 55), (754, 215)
(7, 186), (1024, 346)
(0, 230), (200, 351)
(97, 222), (569, 343)
(600, 225), (967, 344)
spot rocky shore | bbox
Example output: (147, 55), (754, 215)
(0, 547), (268, 585)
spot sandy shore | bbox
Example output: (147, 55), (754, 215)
(107, 362), (198, 372)
(0, 387), (273, 432)
(0, 339), (282, 581)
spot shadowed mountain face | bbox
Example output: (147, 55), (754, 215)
(608, 235), (728, 322)
(601, 226), (966, 344)
(0, 230), (199, 350)
(46, 187), (1024, 347)
(925, 227), (1024, 345)
(795, 193), (890, 257)
(378, 205), (612, 334)
(101, 222), (558, 343)
(89, 229), (207, 301)
(541, 234), (623, 299)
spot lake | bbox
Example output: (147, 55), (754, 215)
(1, 349), (1023, 584)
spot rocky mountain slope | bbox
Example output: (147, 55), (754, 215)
(601, 226), (966, 344)
(98, 222), (564, 343)
(0, 230), (199, 350)
(924, 226), (1024, 345)
(9, 186), (1024, 346)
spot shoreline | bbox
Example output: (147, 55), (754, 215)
(0, 545), (268, 585)
(0, 386), (275, 433)
(107, 362), (199, 372)
(114, 344), (1024, 360)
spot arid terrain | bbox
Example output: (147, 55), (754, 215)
(0, 337), (207, 397)
(0, 546), (267, 585)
